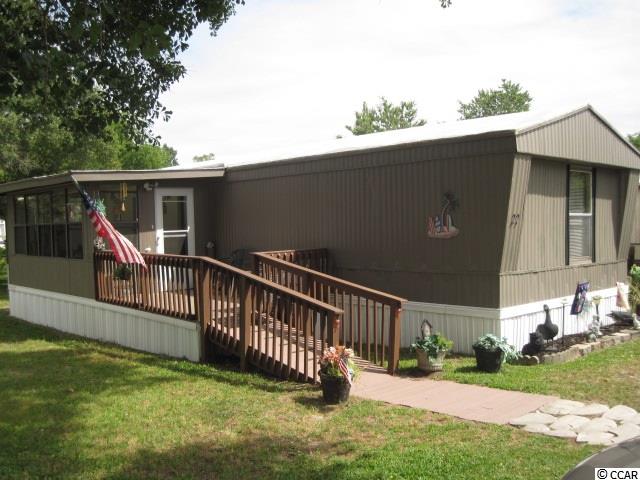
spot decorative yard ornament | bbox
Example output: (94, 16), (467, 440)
(616, 282), (631, 311)
(427, 192), (459, 239)
(570, 281), (590, 315)
(535, 304), (559, 344)
(521, 331), (544, 356)
(420, 319), (433, 339)
(633, 314), (640, 330)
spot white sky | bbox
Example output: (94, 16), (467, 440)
(152, 0), (640, 166)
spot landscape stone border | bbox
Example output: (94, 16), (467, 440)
(518, 328), (640, 366)
(510, 401), (640, 446)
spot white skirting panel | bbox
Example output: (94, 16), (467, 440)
(9, 284), (201, 362)
(500, 287), (621, 351)
(401, 302), (501, 354)
(402, 286), (624, 354)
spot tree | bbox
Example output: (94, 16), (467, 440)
(193, 153), (216, 163)
(457, 79), (532, 120)
(629, 133), (640, 150)
(0, 113), (177, 182)
(0, 0), (244, 142)
(345, 97), (426, 136)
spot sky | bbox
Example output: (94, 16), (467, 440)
(152, 0), (640, 166)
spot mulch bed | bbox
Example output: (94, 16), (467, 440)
(540, 322), (631, 354)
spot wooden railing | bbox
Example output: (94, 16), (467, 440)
(94, 251), (196, 320)
(252, 252), (406, 374)
(259, 248), (330, 274)
(94, 251), (343, 383)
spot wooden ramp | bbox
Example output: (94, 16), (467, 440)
(94, 250), (401, 384)
(205, 305), (373, 383)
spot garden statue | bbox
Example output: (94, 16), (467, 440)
(536, 304), (559, 345)
(421, 319), (433, 339)
(633, 314), (640, 330)
(521, 331), (544, 356)
(590, 315), (602, 337)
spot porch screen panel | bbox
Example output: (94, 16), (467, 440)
(13, 196), (27, 254)
(37, 193), (53, 257)
(52, 190), (67, 258)
(568, 168), (594, 264)
(100, 184), (139, 248)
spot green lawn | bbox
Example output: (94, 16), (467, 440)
(398, 340), (640, 410)
(0, 290), (598, 479)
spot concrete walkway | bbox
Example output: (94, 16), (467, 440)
(351, 366), (557, 425)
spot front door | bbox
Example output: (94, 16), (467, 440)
(155, 188), (195, 256)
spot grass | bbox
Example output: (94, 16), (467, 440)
(399, 340), (640, 410)
(0, 289), (600, 479)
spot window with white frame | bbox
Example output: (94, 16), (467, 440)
(567, 168), (594, 264)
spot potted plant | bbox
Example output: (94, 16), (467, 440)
(411, 332), (453, 373)
(472, 334), (519, 373)
(113, 264), (133, 281)
(318, 346), (357, 404)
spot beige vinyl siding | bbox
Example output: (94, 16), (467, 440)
(594, 168), (621, 262)
(500, 154), (532, 272)
(504, 163), (631, 307)
(213, 140), (517, 307)
(630, 187), (640, 260)
(516, 108), (640, 169)
(618, 170), (640, 260)
(500, 261), (626, 307)
(516, 159), (566, 271)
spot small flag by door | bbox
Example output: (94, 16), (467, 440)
(77, 187), (146, 267)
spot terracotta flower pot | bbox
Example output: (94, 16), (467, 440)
(319, 372), (351, 404)
(416, 349), (447, 373)
(473, 347), (504, 373)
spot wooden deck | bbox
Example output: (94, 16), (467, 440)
(94, 250), (400, 383)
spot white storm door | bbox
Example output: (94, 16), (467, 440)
(155, 188), (195, 256)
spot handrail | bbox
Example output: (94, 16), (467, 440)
(252, 251), (406, 374)
(196, 255), (343, 314)
(253, 252), (406, 305)
(259, 248), (329, 273)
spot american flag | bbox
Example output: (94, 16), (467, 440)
(78, 188), (146, 267)
(338, 358), (352, 385)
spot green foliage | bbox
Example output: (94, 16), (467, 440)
(0, 306), (597, 479)
(0, 115), (178, 181)
(458, 79), (532, 120)
(0, 0), (243, 142)
(628, 265), (640, 311)
(345, 97), (426, 135)
(399, 338), (640, 410)
(629, 133), (640, 150)
(472, 334), (520, 363)
(0, 246), (6, 284)
(412, 333), (453, 356)
(113, 264), (133, 281)
(193, 152), (216, 163)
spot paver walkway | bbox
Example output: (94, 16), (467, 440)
(351, 365), (557, 425)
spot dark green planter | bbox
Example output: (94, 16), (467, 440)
(319, 372), (351, 404)
(473, 347), (504, 373)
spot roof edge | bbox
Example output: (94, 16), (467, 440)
(225, 130), (517, 173)
(0, 167), (225, 194)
